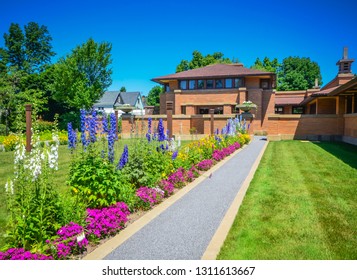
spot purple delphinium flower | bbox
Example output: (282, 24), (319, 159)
(80, 109), (88, 147)
(107, 113), (116, 163)
(89, 110), (97, 143)
(146, 117), (152, 142)
(110, 112), (118, 140)
(157, 119), (165, 142)
(67, 122), (76, 150)
(117, 145), (129, 170)
(172, 150), (178, 160)
(102, 114), (108, 134)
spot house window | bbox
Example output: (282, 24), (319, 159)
(197, 80), (204, 89)
(206, 80), (214, 89)
(199, 107), (209, 114)
(214, 107), (223, 114)
(180, 80), (187, 89)
(275, 106), (284, 114)
(225, 79), (233, 88)
(181, 106), (186, 115)
(292, 106), (304, 114)
(165, 84), (170, 92)
(260, 79), (271, 89)
(189, 80), (195, 90)
(234, 78), (244, 88)
(215, 79), (223, 89)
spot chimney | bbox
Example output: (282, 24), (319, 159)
(313, 78), (319, 89)
(336, 46), (354, 74)
(343, 47), (348, 59)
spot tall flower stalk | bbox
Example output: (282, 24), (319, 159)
(117, 145), (129, 170)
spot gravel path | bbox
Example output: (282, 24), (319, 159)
(104, 136), (267, 260)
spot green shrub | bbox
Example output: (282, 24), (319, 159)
(68, 144), (136, 209)
(0, 124), (6, 136)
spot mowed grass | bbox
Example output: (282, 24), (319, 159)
(0, 138), (192, 249)
(218, 141), (357, 260)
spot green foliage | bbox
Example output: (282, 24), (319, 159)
(120, 86), (126, 92)
(278, 56), (322, 90)
(68, 144), (135, 209)
(3, 133), (63, 252)
(52, 38), (113, 110)
(176, 50), (233, 72)
(147, 85), (164, 106)
(3, 23), (25, 71)
(251, 57), (280, 73)
(121, 139), (171, 188)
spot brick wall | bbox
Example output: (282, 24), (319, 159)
(267, 114), (344, 140)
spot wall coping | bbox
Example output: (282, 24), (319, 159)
(268, 114), (344, 120)
(344, 113), (357, 118)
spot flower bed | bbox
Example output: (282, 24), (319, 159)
(1, 113), (250, 260)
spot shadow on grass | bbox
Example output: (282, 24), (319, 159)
(312, 141), (357, 170)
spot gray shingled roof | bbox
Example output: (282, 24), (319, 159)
(94, 91), (119, 107)
(115, 92), (141, 107)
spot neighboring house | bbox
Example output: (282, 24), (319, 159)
(94, 91), (145, 116)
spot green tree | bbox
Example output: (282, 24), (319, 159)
(147, 85), (164, 106)
(3, 22), (55, 73)
(278, 56), (322, 90)
(3, 23), (25, 70)
(120, 86), (126, 92)
(24, 22), (55, 73)
(176, 50), (232, 72)
(251, 57), (280, 73)
(52, 38), (113, 110)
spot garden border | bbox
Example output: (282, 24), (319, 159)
(83, 142), (251, 260)
(201, 139), (268, 259)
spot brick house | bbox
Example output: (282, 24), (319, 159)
(152, 63), (276, 132)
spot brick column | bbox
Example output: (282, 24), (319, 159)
(25, 104), (32, 152)
(166, 101), (173, 139)
(209, 109), (214, 135)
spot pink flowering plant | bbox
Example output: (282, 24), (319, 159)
(136, 186), (164, 209)
(47, 222), (88, 259)
(86, 202), (130, 241)
(0, 248), (53, 260)
(196, 159), (214, 171)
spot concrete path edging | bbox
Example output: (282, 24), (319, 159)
(83, 143), (249, 260)
(201, 139), (268, 259)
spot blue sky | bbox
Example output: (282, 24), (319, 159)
(1, 0), (357, 95)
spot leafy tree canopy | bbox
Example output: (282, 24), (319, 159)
(251, 56), (322, 90)
(52, 38), (113, 110)
(2, 22), (55, 73)
(147, 85), (164, 106)
(278, 56), (322, 90)
(176, 50), (233, 72)
(120, 86), (126, 92)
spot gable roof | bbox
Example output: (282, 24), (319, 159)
(152, 63), (274, 83)
(115, 92), (141, 107)
(94, 91), (119, 107)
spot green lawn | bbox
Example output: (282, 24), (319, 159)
(0, 138), (192, 249)
(218, 141), (357, 260)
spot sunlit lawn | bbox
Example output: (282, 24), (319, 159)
(218, 141), (357, 260)
(0, 138), (192, 249)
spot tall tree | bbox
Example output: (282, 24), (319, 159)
(3, 23), (25, 70)
(52, 38), (113, 110)
(278, 56), (322, 90)
(24, 22), (55, 73)
(147, 85), (164, 106)
(2, 22), (55, 74)
(251, 57), (280, 73)
(176, 50), (232, 72)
